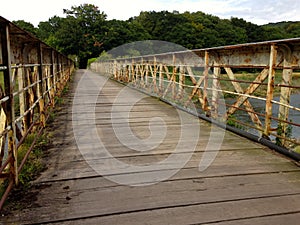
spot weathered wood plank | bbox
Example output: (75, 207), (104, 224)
(44, 212), (300, 225)
(4, 185), (300, 224)
(44, 198), (300, 225)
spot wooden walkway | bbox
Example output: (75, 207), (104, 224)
(2, 69), (300, 224)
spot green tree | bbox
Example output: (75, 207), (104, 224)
(37, 4), (107, 68)
(13, 20), (37, 36)
(131, 10), (250, 49)
(230, 17), (264, 42)
(284, 22), (300, 37)
(215, 19), (248, 45)
(61, 4), (108, 68)
(104, 19), (151, 51)
(261, 26), (287, 41)
(37, 16), (63, 42)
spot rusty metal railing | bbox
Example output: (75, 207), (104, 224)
(91, 38), (300, 159)
(0, 16), (74, 209)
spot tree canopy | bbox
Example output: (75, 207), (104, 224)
(13, 4), (300, 68)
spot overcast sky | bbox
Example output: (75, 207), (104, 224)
(0, 0), (299, 26)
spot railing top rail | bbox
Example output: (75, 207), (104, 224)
(0, 16), (70, 60)
(197, 37), (300, 50)
(100, 37), (300, 63)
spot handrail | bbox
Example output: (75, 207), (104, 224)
(91, 39), (300, 159)
(0, 16), (74, 210)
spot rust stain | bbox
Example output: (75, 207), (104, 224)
(293, 56), (299, 65)
(244, 58), (252, 63)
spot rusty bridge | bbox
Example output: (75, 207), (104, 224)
(1, 16), (300, 224)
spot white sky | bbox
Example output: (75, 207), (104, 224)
(0, 0), (299, 26)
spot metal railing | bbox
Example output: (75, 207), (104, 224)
(0, 16), (74, 209)
(91, 38), (300, 159)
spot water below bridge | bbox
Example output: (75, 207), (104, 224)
(227, 94), (300, 141)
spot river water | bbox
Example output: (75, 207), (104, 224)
(226, 94), (300, 141)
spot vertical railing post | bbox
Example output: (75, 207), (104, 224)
(22, 45), (32, 133)
(57, 54), (63, 94)
(212, 62), (221, 119)
(37, 43), (45, 127)
(264, 44), (277, 138)
(19, 47), (25, 134)
(52, 51), (57, 94)
(61, 55), (65, 84)
(59, 55), (63, 89)
(130, 58), (135, 83)
(153, 56), (159, 94)
(127, 59), (131, 82)
(203, 51), (209, 113)
(49, 50), (55, 106)
(17, 66), (26, 135)
(145, 59), (149, 87)
(0, 23), (18, 185)
(67, 59), (71, 81)
(57, 54), (61, 93)
(122, 61), (126, 81)
(278, 45), (293, 146)
(109, 61), (113, 76)
(140, 57), (144, 87)
(113, 60), (117, 80)
(159, 63), (164, 93)
(121, 61), (123, 81)
(60, 55), (66, 84)
(178, 65), (185, 99)
(172, 54), (176, 99)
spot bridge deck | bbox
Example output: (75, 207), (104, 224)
(2, 69), (300, 224)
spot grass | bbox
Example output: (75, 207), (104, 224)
(0, 133), (51, 209)
(0, 130), (52, 204)
(294, 145), (300, 154)
(226, 114), (245, 130)
(0, 131), (53, 211)
(17, 133), (49, 187)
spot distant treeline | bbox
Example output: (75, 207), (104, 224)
(13, 4), (300, 68)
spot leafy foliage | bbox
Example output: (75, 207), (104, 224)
(13, 20), (38, 36)
(13, 4), (300, 68)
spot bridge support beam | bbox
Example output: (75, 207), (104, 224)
(0, 23), (18, 186)
(264, 44), (277, 138)
(277, 45), (293, 147)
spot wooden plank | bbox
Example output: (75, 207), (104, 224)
(36, 149), (299, 183)
(4, 177), (300, 224)
(42, 212), (300, 225)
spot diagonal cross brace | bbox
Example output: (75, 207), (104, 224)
(225, 67), (267, 130)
